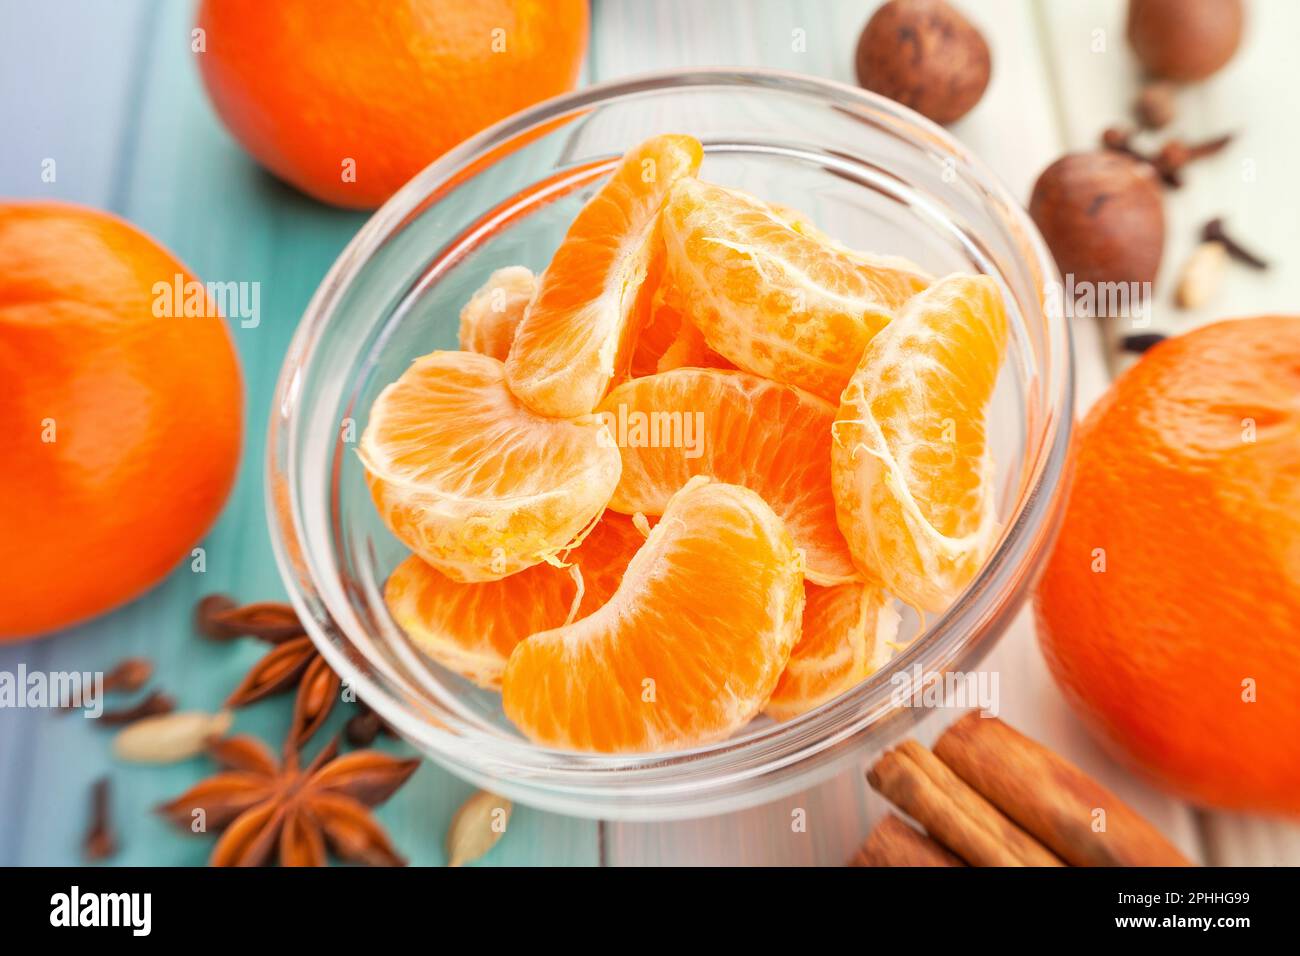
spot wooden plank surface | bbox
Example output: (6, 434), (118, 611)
(1034, 0), (1300, 867)
(590, 0), (1205, 867)
(0, 0), (599, 868)
(0, 0), (1294, 866)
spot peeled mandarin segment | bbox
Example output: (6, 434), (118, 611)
(505, 134), (704, 418)
(770, 201), (936, 281)
(628, 278), (683, 377)
(597, 367), (858, 585)
(385, 554), (572, 690)
(359, 350), (621, 583)
(566, 511), (651, 619)
(457, 266), (536, 361)
(766, 580), (900, 721)
(629, 280), (734, 376)
(502, 478), (805, 753)
(383, 512), (645, 689)
(831, 274), (1009, 612)
(661, 178), (930, 400)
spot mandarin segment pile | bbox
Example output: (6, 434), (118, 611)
(360, 134), (1011, 753)
(599, 367), (857, 584)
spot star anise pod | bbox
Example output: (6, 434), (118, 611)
(196, 597), (305, 644)
(225, 634), (341, 747)
(157, 734), (419, 867)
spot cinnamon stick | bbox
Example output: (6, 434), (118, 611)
(852, 813), (965, 867)
(933, 713), (1192, 867)
(867, 739), (1064, 867)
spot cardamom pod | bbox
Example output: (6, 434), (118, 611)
(1175, 240), (1228, 309)
(111, 709), (233, 764)
(446, 790), (512, 867)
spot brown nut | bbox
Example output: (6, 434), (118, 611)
(1029, 151), (1166, 291)
(854, 0), (991, 125)
(1127, 0), (1244, 82)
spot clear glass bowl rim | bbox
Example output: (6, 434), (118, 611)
(267, 67), (1074, 810)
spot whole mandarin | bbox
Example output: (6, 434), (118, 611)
(0, 202), (242, 639)
(1036, 317), (1300, 814)
(195, 0), (589, 208)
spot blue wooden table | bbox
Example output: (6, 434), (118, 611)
(3, 0), (1297, 866)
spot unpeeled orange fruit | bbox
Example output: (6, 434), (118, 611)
(767, 580), (899, 720)
(0, 202), (242, 639)
(195, 0), (589, 208)
(458, 266), (536, 362)
(1036, 317), (1300, 814)
(598, 367), (858, 584)
(384, 511), (645, 688)
(502, 478), (805, 752)
(832, 273), (1008, 611)
(506, 134), (704, 418)
(359, 350), (620, 582)
(661, 178), (930, 400)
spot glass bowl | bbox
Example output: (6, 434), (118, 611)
(268, 69), (1073, 821)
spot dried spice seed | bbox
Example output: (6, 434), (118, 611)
(1202, 218), (1269, 270)
(1099, 128), (1234, 188)
(158, 734), (419, 867)
(225, 635), (317, 707)
(1100, 126), (1144, 161)
(225, 633), (341, 748)
(289, 655), (342, 748)
(446, 790), (513, 867)
(1153, 133), (1233, 185)
(194, 593), (238, 638)
(1120, 332), (1168, 354)
(103, 657), (154, 693)
(345, 702), (397, 747)
(345, 709), (383, 747)
(59, 657), (156, 715)
(1175, 241), (1229, 309)
(83, 777), (117, 862)
(112, 709), (233, 764)
(99, 690), (177, 726)
(197, 597), (304, 644)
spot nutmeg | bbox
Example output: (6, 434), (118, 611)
(1029, 151), (1166, 291)
(1127, 0), (1244, 82)
(854, 0), (991, 125)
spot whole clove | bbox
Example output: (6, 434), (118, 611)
(102, 657), (153, 694)
(1153, 133), (1233, 185)
(99, 690), (177, 726)
(83, 777), (117, 861)
(1201, 218), (1269, 269)
(1100, 128), (1234, 188)
(1121, 332), (1168, 354)
(59, 656), (155, 715)
(1101, 126), (1144, 160)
